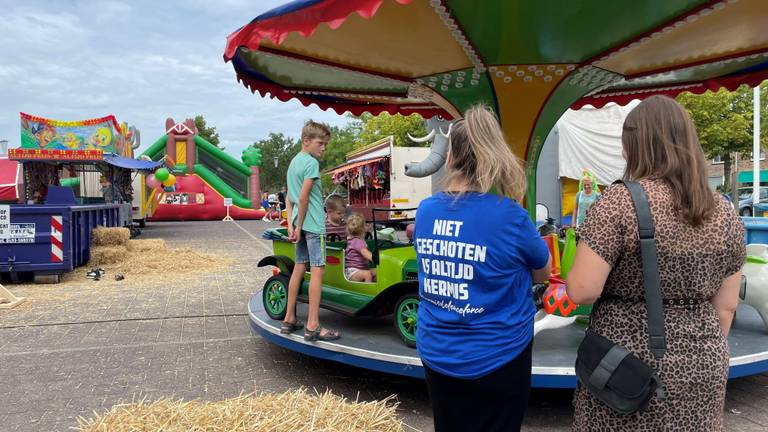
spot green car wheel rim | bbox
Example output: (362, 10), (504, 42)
(397, 298), (419, 343)
(265, 280), (287, 316)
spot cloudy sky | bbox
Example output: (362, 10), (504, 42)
(0, 0), (348, 157)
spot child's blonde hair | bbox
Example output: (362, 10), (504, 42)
(346, 213), (366, 238)
(325, 194), (346, 212)
(302, 120), (331, 142)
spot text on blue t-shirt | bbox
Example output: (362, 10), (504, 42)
(414, 192), (550, 379)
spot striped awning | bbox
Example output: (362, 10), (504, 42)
(328, 156), (385, 175)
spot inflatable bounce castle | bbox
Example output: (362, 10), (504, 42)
(142, 118), (265, 221)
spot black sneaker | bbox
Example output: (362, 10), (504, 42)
(86, 269), (99, 279)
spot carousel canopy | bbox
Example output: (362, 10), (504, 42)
(225, 0), (768, 209)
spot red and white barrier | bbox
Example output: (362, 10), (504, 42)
(51, 215), (63, 262)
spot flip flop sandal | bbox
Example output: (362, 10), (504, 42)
(280, 319), (304, 334)
(304, 326), (341, 342)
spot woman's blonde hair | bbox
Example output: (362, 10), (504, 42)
(622, 95), (715, 226)
(346, 213), (366, 237)
(442, 105), (526, 200)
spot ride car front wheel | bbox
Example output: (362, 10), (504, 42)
(263, 274), (289, 320)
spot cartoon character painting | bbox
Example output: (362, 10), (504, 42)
(88, 127), (112, 149)
(62, 132), (83, 149)
(25, 123), (58, 148)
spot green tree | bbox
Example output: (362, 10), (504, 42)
(252, 133), (300, 191)
(194, 115), (222, 148)
(357, 112), (428, 147)
(677, 83), (768, 191)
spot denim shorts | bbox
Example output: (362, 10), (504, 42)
(295, 230), (325, 267)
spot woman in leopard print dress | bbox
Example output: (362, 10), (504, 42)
(566, 96), (745, 431)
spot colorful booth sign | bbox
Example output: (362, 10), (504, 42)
(20, 113), (124, 155)
(8, 148), (103, 161)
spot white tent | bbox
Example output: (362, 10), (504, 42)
(536, 100), (640, 223)
(557, 100), (640, 185)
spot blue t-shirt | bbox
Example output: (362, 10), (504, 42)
(414, 192), (550, 379)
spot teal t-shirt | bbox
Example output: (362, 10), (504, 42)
(576, 190), (600, 226)
(287, 151), (325, 234)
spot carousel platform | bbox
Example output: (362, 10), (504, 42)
(248, 294), (768, 388)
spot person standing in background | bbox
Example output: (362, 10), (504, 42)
(572, 173), (600, 227)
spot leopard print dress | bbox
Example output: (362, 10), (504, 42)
(572, 179), (745, 432)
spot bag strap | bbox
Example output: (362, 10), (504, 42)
(588, 343), (631, 390)
(614, 180), (666, 358)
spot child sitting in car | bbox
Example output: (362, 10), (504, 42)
(325, 194), (348, 242)
(345, 213), (376, 282)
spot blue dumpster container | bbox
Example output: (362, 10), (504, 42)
(742, 216), (768, 244)
(0, 204), (121, 279)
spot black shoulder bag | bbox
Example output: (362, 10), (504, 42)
(574, 180), (668, 414)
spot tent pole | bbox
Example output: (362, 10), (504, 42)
(754, 85), (761, 208)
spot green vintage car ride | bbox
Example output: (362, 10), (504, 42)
(258, 226), (420, 347)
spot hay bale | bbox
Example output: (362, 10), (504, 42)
(91, 227), (130, 247)
(127, 239), (166, 252)
(89, 246), (128, 266)
(76, 388), (405, 432)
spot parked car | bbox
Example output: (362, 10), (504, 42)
(737, 187), (768, 216)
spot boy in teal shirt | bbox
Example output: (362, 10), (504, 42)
(282, 120), (341, 341)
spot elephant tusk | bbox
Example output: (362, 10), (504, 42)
(407, 128), (436, 143)
(129, 126), (141, 149)
(438, 123), (453, 139)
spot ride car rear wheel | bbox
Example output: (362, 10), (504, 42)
(394, 293), (419, 348)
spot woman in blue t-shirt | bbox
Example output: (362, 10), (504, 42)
(414, 105), (552, 432)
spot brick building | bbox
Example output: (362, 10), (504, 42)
(707, 151), (767, 190)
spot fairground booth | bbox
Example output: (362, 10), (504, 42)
(0, 114), (161, 282)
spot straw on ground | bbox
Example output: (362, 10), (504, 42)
(75, 227), (234, 283)
(76, 388), (411, 432)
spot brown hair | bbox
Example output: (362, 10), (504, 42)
(442, 105), (526, 201)
(622, 95), (715, 226)
(346, 213), (366, 238)
(301, 120), (331, 142)
(325, 194), (346, 212)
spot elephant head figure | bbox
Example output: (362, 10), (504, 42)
(404, 116), (455, 179)
(740, 244), (768, 331)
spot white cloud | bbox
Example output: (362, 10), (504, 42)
(0, 0), (348, 157)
